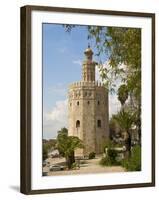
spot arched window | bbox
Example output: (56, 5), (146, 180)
(98, 101), (100, 105)
(97, 120), (101, 128)
(76, 120), (80, 128)
(77, 101), (79, 106)
(87, 101), (90, 105)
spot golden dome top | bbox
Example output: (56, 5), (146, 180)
(84, 44), (93, 56)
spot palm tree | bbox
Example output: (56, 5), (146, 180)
(57, 131), (84, 169)
(109, 116), (121, 140)
(117, 84), (128, 107)
(114, 110), (135, 158)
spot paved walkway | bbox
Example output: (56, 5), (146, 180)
(43, 155), (125, 176)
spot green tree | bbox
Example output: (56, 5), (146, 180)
(117, 84), (128, 106)
(109, 117), (121, 140)
(89, 27), (141, 144)
(57, 129), (84, 169)
(43, 144), (48, 161)
(64, 25), (141, 98)
(43, 139), (57, 151)
(114, 110), (135, 158)
(58, 127), (68, 134)
(88, 27), (141, 93)
(63, 25), (141, 143)
(56, 127), (68, 156)
(122, 145), (141, 171)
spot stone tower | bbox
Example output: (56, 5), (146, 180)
(68, 46), (109, 156)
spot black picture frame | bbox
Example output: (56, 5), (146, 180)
(20, 5), (155, 194)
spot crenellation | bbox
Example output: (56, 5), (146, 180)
(69, 81), (100, 89)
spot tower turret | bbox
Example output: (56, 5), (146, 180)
(82, 45), (97, 82)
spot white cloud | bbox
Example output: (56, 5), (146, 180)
(48, 83), (67, 97)
(72, 59), (82, 66)
(43, 99), (68, 139)
(109, 94), (121, 117)
(43, 62), (121, 139)
(43, 96), (120, 139)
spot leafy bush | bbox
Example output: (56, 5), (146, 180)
(89, 152), (96, 159)
(100, 148), (119, 166)
(103, 139), (123, 152)
(43, 145), (48, 161)
(71, 162), (80, 169)
(122, 145), (141, 171)
(100, 156), (111, 166)
(108, 149), (118, 163)
(104, 140), (115, 149)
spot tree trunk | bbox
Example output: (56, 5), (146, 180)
(66, 151), (75, 169)
(138, 126), (141, 145)
(66, 156), (72, 169)
(124, 132), (131, 158)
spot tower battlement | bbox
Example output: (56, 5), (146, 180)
(69, 81), (104, 89)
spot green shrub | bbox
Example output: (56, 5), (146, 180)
(104, 140), (115, 149)
(108, 149), (118, 163)
(122, 145), (141, 171)
(71, 162), (80, 169)
(103, 139), (123, 153)
(100, 155), (112, 166)
(100, 148), (119, 166)
(89, 152), (96, 159)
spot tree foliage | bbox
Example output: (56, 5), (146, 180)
(56, 127), (84, 169)
(63, 25), (141, 144)
(57, 133), (83, 158)
(114, 110), (134, 132)
(117, 84), (128, 106)
(109, 117), (121, 140)
(43, 139), (56, 151)
(89, 26), (142, 146)
(122, 145), (141, 171)
(114, 110), (135, 157)
(63, 25), (141, 99)
(43, 144), (48, 161)
(57, 127), (68, 135)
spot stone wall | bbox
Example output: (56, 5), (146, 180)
(68, 82), (109, 156)
(95, 87), (109, 153)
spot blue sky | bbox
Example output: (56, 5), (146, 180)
(43, 24), (104, 112)
(43, 23), (120, 139)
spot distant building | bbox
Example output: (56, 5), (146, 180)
(68, 46), (109, 156)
